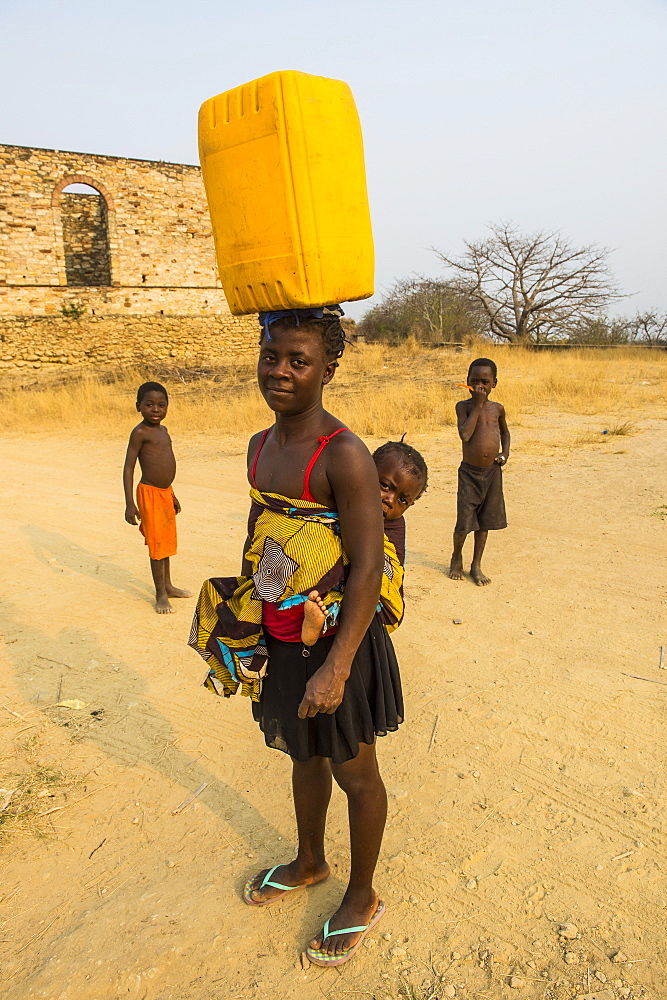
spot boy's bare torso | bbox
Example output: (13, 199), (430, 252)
(456, 397), (504, 467)
(134, 422), (176, 488)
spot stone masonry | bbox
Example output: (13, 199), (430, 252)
(0, 143), (257, 369)
(0, 315), (257, 371)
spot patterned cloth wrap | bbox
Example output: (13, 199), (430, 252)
(188, 487), (405, 701)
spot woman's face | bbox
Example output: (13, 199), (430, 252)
(257, 324), (337, 415)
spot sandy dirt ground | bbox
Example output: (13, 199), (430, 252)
(1, 413), (666, 1000)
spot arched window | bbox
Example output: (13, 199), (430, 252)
(59, 182), (111, 286)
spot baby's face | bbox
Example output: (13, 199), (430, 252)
(376, 458), (424, 521)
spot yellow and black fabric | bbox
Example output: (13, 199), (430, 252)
(189, 488), (347, 701)
(188, 488), (407, 701)
(378, 516), (406, 633)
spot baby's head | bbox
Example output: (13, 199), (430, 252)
(372, 439), (428, 521)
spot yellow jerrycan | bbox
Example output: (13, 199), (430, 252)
(198, 70), (374, 315)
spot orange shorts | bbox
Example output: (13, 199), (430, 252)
(137, 482), (177, 561)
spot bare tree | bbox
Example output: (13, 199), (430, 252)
(629, 309), (667, 345)
(434, 222), (621, 343)
(359, 276), (483, 344)
(567, 314), (630, 345)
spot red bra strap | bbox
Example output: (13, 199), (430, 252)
(302, 427), (347, 502)
(250, 428), (270, 488)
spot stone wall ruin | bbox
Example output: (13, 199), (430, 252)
(0, 143), (257, 370)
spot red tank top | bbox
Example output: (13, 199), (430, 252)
(251, 427), (346, 641)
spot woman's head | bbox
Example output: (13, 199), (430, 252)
(257, 314), (345, 415)
(372, 439), (428, 521)
(258, 312), (346, 362)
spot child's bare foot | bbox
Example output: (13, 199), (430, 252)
(471, 565), (491, 586)
(165, 585), (192, 598)
(301, 591), (327, 646)
(448, 555), (464, 581)
(156, 595), (174, 614)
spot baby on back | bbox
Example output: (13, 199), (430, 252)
(302, 439), (428, 646)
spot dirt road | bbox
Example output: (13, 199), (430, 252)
(1, 416), (665, 999)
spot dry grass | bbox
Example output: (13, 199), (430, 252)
(603, 420), (638, 436)
(0, 343), (664, 440)
(0, 731), (81, 844)
(397, 974), (447, 999)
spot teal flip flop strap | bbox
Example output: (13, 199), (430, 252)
(322, 917), (370, 939)
(259, 864), (300, 893)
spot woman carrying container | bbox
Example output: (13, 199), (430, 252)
(190, 308), (403, 966)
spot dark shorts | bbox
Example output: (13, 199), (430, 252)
(455, 461), (507, 534)
(252, 616), (403, 764)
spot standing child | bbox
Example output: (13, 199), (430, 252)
(301, 439), (428, 645)
(449, 358), (510, 586)
(123, 381), (191, 614)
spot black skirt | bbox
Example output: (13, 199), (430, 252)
(251, 615), (403, 764)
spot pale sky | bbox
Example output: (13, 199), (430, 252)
(1, 0), (665, 319)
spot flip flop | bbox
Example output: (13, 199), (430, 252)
(242, 865), (328, 907)
(305, 900), (386, 967)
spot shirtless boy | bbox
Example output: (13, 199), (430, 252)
(123, 381), (191, 614)
(448, 358), (510, 586)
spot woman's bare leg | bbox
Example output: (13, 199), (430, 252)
(246, 754), (332, 902)
(309, 742), (387, 956)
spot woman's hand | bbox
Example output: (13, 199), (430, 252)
(297, 661), (347, 717)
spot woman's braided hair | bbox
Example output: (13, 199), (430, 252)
(258, 314), (346, 362)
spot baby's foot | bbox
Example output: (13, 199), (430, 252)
(448, 555), (464, 581)
(471, 564), (491, 586)
(301, 591), (327, 646)
(156, 595), (174, 614)
(166, 585), (192, 598)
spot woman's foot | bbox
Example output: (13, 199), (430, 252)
(244, 859), (330, 904)
(308, 889), (381, 958)
(166, 585), (192, 598)
(301, 591), (327, 646)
